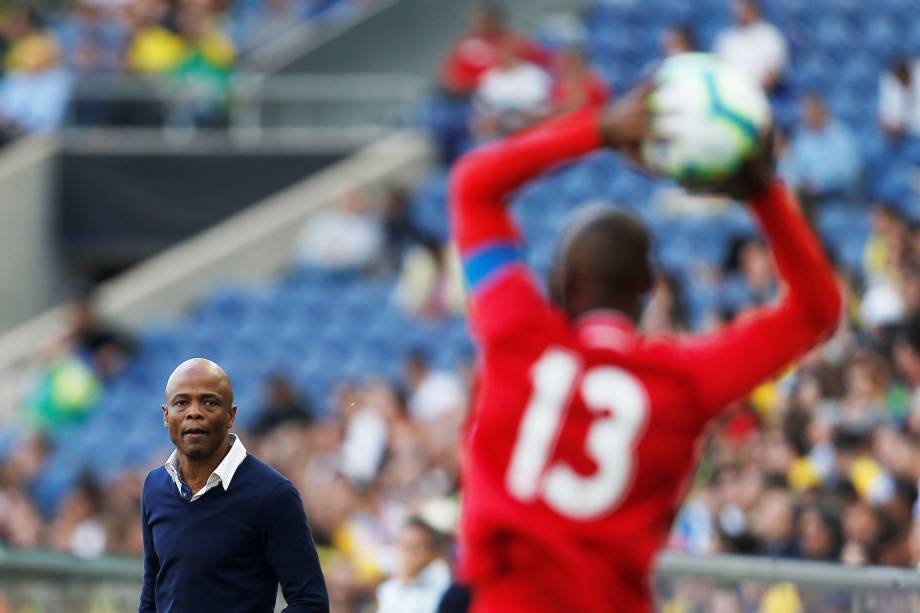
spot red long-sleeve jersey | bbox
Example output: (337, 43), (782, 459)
(449, 109), (842, 613)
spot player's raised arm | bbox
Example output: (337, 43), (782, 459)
(675, 157), (843, 417)
(449, 89), (649, 256)
(449, 90), (649, 341)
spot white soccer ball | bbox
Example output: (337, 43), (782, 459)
(641, 53), (771, 188)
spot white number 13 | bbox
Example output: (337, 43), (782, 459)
(506, 348), (648, 519)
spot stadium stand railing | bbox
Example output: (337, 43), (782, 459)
(3, 550), (918, 612)
(62, 72), (428, 149)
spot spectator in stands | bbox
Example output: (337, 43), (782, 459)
(0, 486), (43, 549)
(376, 516), (451, 613)
(719, 236), (777, 316)
(548, 45), (608, 117)
(661, 23), (696, 57)
(841, 352), (891, 425)
(393, 245), (465, 320)
(879, 57), (920, 138)
(473, 36), (550, 137)
(910, 519), (920, 568)
(48, 476), (108, 559)
(864, 203), (908, 287)
(56, 0), (129, 75)
(126, 0), (185, 75)
(233, 0), (305, 53)
(782, 94), (861, 207)
(70, 298), (136, 380)
(895, 310), (920, 389)
(750, 485), (797, 557)
(23, 353), (101, 433)
(438, 1), (542, 97)
(2, 7), (58, 73)
(641, 270), (688, 334)
(380, 187), (442, 275)
(404, 349), (466, 422)
(294, 189), (383, 270)
(797, 504), (845, 562)
(101, 470), (145, 556)
(339, 379), (393, 487)
(250, 374), (314, 436)
(434, 2), (544, 163)
(60, 1), (136, 126)
(0, 7), (73, 140)
(166, 1), (236, 127)
(714, 0), (787, 92)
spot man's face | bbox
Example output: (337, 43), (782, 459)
(1, 9), (29, 40)
(803, 97), (826, 130)
(162, 364), (236, 461)
(470, 6), (502, 36)
(732, 1), (757, 26)
(894, 340), (920, 387)
(395, 525), (436, 582)
(662, 28), (691, 57)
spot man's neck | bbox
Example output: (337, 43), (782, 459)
(178, 437), (232, 493)
(570, 299), (640, 324)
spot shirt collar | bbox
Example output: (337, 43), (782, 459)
(410, 559), (450, 588)
(574, 308), (637, 352)
(165, 433), (247, 492)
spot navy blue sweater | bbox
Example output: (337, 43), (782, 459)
(139, 454), (329, 612)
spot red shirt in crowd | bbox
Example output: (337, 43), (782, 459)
(549, 71), (609, 114)
(449, 110), (842, 612)
(440, 30), (545, 94)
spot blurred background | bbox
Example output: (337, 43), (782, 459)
(0, 0), (920, 611)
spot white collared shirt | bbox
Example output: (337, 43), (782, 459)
(164, 433), (247, 502)
(376, 558), (451, 613)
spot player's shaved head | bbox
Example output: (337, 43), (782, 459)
(551, 204), (654, 321)
(165, 358), (234, 407)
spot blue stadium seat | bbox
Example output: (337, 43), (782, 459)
(864, 16), (900, 59)
(814, 16), (851, 56)
(791, 53), (835, 93)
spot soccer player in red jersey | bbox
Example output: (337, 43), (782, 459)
(448, 85), (842, 613)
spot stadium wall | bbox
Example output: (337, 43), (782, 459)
(0, 138), (65, 332)
(58, 148), (346, 274)
(0, 130), (432, 375)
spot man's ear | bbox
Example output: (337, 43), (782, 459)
(162, 405), (168, 427)
(228, 405), (237, 430)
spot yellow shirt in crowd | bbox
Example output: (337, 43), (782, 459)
(127, 26), (235, 74)
(127, 26), (186, 73)
(6, 31), (58, 72)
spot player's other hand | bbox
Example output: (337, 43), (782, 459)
(600, 82), (652, 153)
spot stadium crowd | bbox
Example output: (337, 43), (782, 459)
(2, 0), (920, 612)
(0, 0), (371, 141)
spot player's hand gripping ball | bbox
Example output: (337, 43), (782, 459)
(641, 52), (771, 189)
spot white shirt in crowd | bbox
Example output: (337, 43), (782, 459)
(714, 20), (788, 87)
(476, 61), (551, 115)
(409, 370), (467, 421)
(879, 59), (920, 135)
(294, 206), (382, 270)
(340, 408), (388, 486)
(376, 558), (451, 613)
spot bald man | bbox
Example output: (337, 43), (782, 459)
(139, 359), (328, 613)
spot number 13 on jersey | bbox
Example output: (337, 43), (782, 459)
(506, 348), (649, 520)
